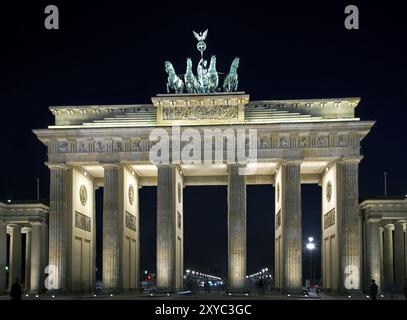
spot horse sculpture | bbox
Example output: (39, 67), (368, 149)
(165, 61), (184, 94)
(184, 58), (199, 93)
(207, 55), (219, 93)
(223, 57), (240, 92)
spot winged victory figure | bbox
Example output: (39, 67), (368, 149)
(193, 29), (208, 41)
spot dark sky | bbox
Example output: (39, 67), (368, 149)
(1, 1), (406, 281)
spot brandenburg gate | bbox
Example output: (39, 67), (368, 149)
(33, 91), (374, 293)
(33, 31), (375, 293)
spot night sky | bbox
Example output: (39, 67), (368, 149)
(1, 1), (406, 282)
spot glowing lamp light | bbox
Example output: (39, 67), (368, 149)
(7, 200), (11, 203)
(308, 237), (314, 243)
(51, 295), (55, 299)
(35, 295), (39, 298)
(110, 294), (114, 297)
(25, 294), (29, 297)
(306, 243), (315, 250)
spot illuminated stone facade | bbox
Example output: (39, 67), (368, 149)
(0, 202), (48, 294)
(34, 92), (375, 293)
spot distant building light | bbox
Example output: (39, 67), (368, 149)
(144, 270), (148, 274)
(25, 294), (29, 297)
(35, 295), (39, 298)
(186, 269), (190, 274)
(348, 295), (351, 299)
(110, 294), (114, 297)
(51, 295), (55, 299)
(7, 200), (11, 203)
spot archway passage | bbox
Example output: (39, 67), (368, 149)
(301, 185), (322, 287)
(247, 185), (274, 275)
(183, 186), (227, 280)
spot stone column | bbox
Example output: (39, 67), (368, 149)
(156, 165), (183, 291)
(0, 223), (7, 294)
(30, 222), (43, 292)
(383, 224), (394, 289)
(227, 164), (247, 291)
(366, 221), (381, 291)
(280, 161), (302, 292)
(22, 227), (32, 291)
(48, 164), (70, 291)
(394, 221), (405, 293)
(8, 224), (22, 288)
(337, 159), (361, 291)
(404, 223), (407, 283)
(379, 227), (384, 290)
(103, 164), (123, 292)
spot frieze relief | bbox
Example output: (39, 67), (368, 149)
(162, 105), (239, 121)
(51, 133), (357, 154)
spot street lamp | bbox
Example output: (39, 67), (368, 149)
(306, 237), (315, 282)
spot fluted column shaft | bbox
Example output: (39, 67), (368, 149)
(103, 165), (123, 292)
(0, 223), (7, 294)
(366, 222), (381, 291)
(227, 164), (247, 290)
(9, 225), (22, 288)
(337, 160), (360, 291)
(281, 162), (302, 291)
(24, 228), (32, 290)
(30, 223), (43, 292)
(156, 165), (181, 290)
(394, 222), (405, 292)
(383, 225), (394, 287)
(49, 165), (70, 290)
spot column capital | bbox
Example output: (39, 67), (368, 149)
(46, 163), (69, 170)
(29, 221), (44, 227)
(21, 227), (32, 233)
(383, 223), (395, 231)
(101, 163), (121, 169)
(338, 156), (363, 165)
(7, 224), (21, 230)
(283, 159), (302, 166)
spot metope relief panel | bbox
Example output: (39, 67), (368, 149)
(298, 136), (309, 148)
(323, 208), (336, 230)
(95, 140), (107, 153)
(76, 140), (89, 153)
(125, 211), (137, 232)
(75, 211), (91, 232)
(276, 209), (281, 230)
